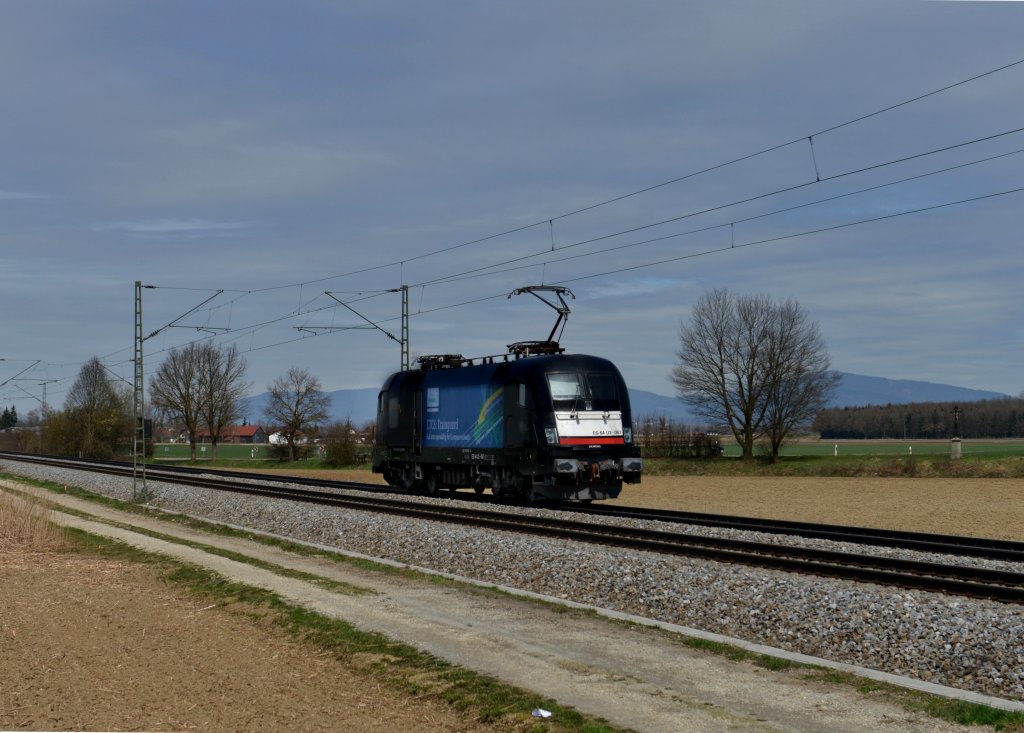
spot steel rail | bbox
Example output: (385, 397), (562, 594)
(12, 452), (1020, 563)
(558, 503), (1024, 563)
(3, 453), (1023, 604)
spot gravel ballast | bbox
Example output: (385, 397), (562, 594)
(9, 461), (1023, 704)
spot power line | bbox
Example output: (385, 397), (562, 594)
(158, 54), (1024, 297)
(415, 128), (1024, 288)
(12, 57), (1024, 402)
(194, 175), (1024, 357)
(550, 185), (1024, 287)
(111, 61), (1024, 354)
(231, 181), (1024, 349)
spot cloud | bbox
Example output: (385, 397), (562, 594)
(94, 219), (255, 238)
(3, 1), (1024, 418)
(0, 189), (50, 202)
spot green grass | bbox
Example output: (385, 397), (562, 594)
(146, 438), (1024, 478)
(681, 637), (795, 670)
(643, 449), (1024, 478)
(8, 471), (1024, 730)
(799, 668), (1024, 731)
(677, 636), (1024, 730)
(87, 530), (1024, 732)
(152, 442), (276, 461)
(148, 438), (1024, 478)
(149, 442), (371, 471)
(718, 439), (1024, 459)
(56, 528), (628, 733)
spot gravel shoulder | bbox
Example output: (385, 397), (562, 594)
(2, 477), (1011, 733)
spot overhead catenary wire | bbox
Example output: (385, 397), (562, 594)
(8, 55), (1024, 403)
(300, 183), (1024, 331)
(127, 165), (1024, 366)
(107, 62), (1024, 330)
(550, 185), (1024, 287)
(414, 128), (1024, 288)
(434, 147), (1024, 285)
(164, 54), (1024, 298)
(10, 134), (1023, 404)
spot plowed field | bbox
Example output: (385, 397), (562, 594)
(272, 469), (1024, 541)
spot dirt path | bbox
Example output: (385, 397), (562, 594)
(3, 478), (1015, 733)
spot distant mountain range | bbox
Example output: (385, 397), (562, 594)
(239, 373), (1009, 428)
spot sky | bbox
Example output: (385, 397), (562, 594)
(2, 0), (1023, 419)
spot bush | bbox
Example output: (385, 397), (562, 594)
(268, 441), (312, 461)
(321, 420), (361, 467)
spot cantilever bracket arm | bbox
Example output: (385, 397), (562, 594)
(324, 292), (401, 345)
(508, 285), (575, 344)
(143, 290), (225, 342)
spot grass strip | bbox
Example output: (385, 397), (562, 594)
(642, 453), (1024, 478)
(682, 638), (1024, 731)
(61, 527), (628, 733)
(5, 471), (1024, 730)
(808, 670), (1024, 732)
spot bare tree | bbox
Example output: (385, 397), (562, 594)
(760, 299), (840, 459)
(150, 342), (251, 461)
(61, 357), (132, 458)
(198, 344), (249, 460)
(264, 367), (331, 461)
(149, 343), (204, 461)
(671, 289), (836, 461)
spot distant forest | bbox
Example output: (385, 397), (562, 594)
(813, 397), (1024, 440)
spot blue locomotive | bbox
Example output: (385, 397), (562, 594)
(372, 351), (643, 501)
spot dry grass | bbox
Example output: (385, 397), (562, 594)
(0, 492), (67, 553)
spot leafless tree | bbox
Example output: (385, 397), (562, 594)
(671, 289), (837, 461)
(198, 344), (249, 460)
(150, 342), (250, 461)
(760, 299), (840, 459)
(61, 357), (132, 458)
(149, 343), (205, 461)
(264, 367), (331, 461)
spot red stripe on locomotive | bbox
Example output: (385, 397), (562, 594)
(558, 436), (625, 445)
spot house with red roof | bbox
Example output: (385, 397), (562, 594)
(195, 425), (267, 445)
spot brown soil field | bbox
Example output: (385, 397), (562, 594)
(618, 475), (1024, 541)
(270, 469), (1024, 541)
(0, 549), (495, 733)
(3, 473), (1021, 731)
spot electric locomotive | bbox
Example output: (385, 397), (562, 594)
(372, 351), (643, 502)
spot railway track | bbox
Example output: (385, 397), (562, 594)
(88, 454), (1024, 564)
(3, 452), (1023, 603)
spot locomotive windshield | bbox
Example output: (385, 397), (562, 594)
(548, 373), (582, 411)
(586, 373), (620, 411)
(547, 372), (620, 412)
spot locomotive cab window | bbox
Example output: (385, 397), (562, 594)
(587, 373), (620, 411)
(388, 396), (401, 429)
(547, 372), (619, 412)
(548, 373), (583, 411)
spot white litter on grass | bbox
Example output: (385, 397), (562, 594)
(531, 708), (553, 718)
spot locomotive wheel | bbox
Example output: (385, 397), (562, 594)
(398, 468), (416, 492)
(424, 473), (439, 497)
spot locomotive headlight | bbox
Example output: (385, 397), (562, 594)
(623, 427), (633, 444)
(545, 427), (558, 445)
